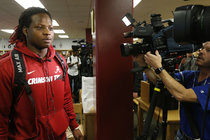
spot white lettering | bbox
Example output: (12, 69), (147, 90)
(54, 75), (60, 80)
(14, 54), (19, 60)
(28, 79), (33, 85)
(28, 76), (55, 85)
(31, 78), (36, 85)
(39, 77), (45, 84)
(16, 61), (23, 72)
(46, 76), (53, 82)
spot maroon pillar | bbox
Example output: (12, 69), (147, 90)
(95, 0), (133, 140)
(86, 28), (92, 43)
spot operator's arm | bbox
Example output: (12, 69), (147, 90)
(144, 50), (198, 102)
(157, 69), (197, 102)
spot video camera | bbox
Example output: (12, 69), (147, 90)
(121, 4), (210, 73)
(121, 14), (200, 59)
(121, 5), (210, 58)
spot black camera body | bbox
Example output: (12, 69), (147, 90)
(121, 14), (200, 58)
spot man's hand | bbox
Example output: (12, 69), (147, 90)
(144, 50), (162, 69)
(72, 129), (84, 140)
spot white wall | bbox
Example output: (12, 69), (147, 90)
(0, 38), (79, 50)
(0, 38), (12, 50)
(53, 39), (77, 50)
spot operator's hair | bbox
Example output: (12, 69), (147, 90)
(9, 7), (52, 44)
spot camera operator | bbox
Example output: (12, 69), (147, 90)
(134, 42), (210, 140)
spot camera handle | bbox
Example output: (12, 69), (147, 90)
(139, 79), (168, 140)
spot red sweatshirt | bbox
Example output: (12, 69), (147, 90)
(0, 42), (78, 139)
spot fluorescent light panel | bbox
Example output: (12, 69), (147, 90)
(133, 0), (142, 8)
(1, 29), (14, 34)
(58, 35), (69, 38)
(54, 29), (65, 34)
(52, 20), (59, 26)
(14, 0), (45, 9)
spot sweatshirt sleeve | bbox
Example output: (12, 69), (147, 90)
(0, 60), (13, 139)
(63, 62), (79, 130)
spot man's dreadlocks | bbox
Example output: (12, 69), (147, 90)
(9, 7), (52, 44)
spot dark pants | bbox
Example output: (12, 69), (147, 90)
(69, 74), (80, 103)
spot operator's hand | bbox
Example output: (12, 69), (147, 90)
(72, 129), (84, 140)
(133, 54), (147, 67)
(144, 50), (162, 69)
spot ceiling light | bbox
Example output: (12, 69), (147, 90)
(53, 20), (59, 26)
(133, 0), (142, 8)
(14, 0), (45, 9)
(1, 29), (14, 34)
(54, 29), (65, 34)
(58, 35), (69, 38)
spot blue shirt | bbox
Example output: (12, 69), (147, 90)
(175, 70), (210, 139)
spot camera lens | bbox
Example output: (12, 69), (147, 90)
(174, 5), (210, 44)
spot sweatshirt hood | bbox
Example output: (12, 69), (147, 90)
(14, 41), (55, 60)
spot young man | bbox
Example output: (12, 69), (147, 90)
(0, 7), (83, 140)
(134, 42), (210, 140)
